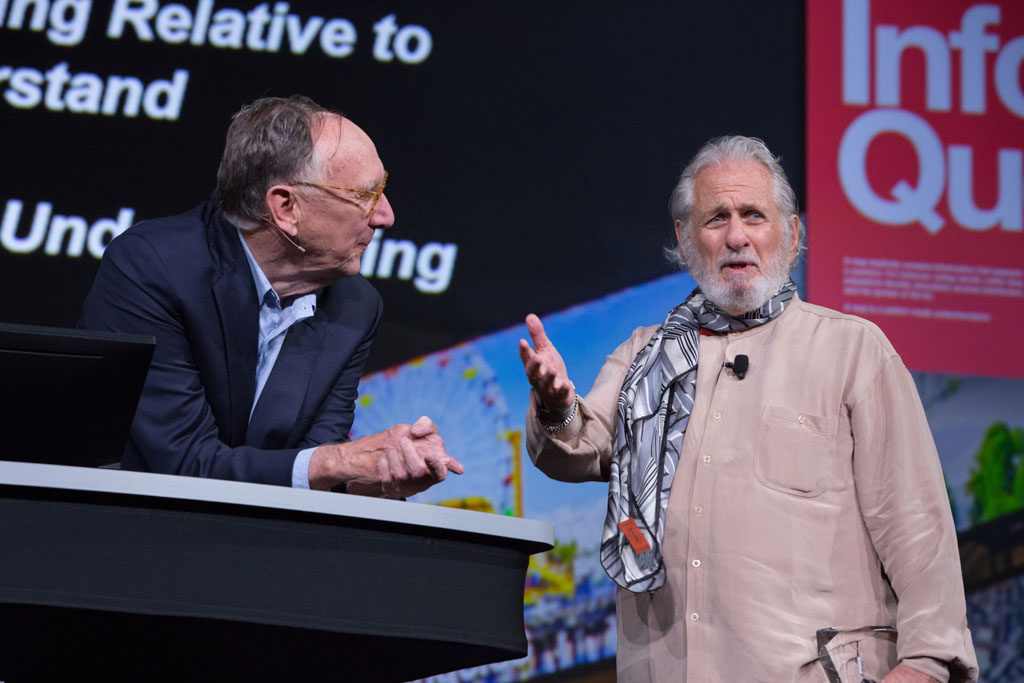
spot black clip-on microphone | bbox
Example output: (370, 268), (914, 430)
(723, 354), (749, 380)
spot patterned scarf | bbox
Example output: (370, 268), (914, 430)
(600, 280), (797, 592)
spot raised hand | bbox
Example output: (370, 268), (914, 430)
(518, 313), (575, 413)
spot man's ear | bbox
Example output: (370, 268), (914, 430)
(265, 185), (301, 238)
(788, 214), (800, 264)
(673, 218), (688, 264)
(674, 218), (687, 246)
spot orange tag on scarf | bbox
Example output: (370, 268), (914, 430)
(618, 518), (651, 553)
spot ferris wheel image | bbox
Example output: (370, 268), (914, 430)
(349, 343), (523, 515)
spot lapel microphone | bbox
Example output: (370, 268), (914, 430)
(723, 354), (749, 380)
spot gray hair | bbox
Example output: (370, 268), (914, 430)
(665, 135), (806, 270)
(213, 95), (339, 227)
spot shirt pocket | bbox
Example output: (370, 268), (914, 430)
(754, 406), (838, 497)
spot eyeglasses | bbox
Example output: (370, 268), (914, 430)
(293, 171), (388, 217)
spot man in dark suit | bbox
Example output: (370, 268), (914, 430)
(80, 95), (463, 498)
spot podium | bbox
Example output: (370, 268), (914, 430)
(0, 461), (553, 682)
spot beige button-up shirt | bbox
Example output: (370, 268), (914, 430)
(527, 296), (977, 682)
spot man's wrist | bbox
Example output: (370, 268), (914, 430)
(308, 443), (345, 491)
(538, 392), (579, 433)
(534, 383), (576, 418)
(310, 441), (389, 496)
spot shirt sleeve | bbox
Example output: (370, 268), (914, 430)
(850, 355), (978, 682)
(291, 447), (316, 489)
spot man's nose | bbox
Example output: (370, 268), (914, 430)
(724, 215), (750, 249)
(370, 193), (395, 229)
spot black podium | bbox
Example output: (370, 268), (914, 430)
(0, 462), (553, 682)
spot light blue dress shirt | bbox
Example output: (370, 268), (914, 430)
(237, 231), (318, 489)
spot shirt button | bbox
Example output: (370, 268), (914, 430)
(694, 505), (704, 515)
(692, 559), (701, 568)
(713, 411), (722, 420)
(797, 415), (807, 424)
(690, 612), (700, 622)
(702, 455), (712, 463)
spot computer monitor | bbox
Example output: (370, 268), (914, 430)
(0, 323), (155, 467)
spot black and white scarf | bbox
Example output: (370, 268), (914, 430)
(600, 280), (797, 592)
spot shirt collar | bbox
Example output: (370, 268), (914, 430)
(237, 228), (282, 308)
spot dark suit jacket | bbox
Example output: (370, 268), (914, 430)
(80, 202), (382, 486)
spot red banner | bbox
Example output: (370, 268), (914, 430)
(807, 0), (1024, 377)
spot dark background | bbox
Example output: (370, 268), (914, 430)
(0, 1), (804, 371)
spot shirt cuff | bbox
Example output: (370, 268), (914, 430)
(899, 657), (951, 683)
(291, 448), (316, 489)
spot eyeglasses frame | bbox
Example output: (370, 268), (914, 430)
(292, 171), (388, 217)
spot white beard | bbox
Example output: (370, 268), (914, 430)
(681, 235), (793, 314)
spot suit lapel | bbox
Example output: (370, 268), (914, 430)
(247, 309), (328, 447)
(210, 220), (259, 447)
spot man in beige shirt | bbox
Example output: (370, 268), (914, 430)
(519, 136), (977, 682)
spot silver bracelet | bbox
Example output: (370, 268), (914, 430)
(542, 393), (579, 433)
